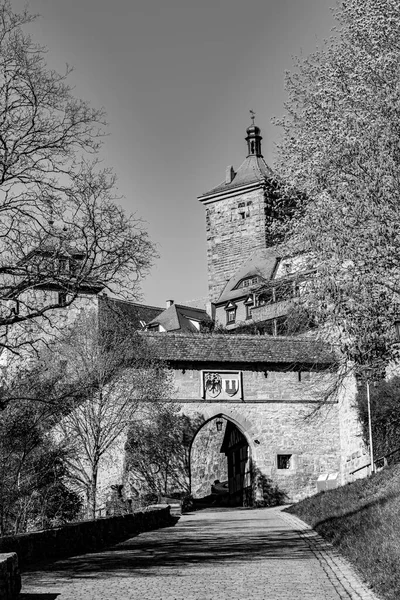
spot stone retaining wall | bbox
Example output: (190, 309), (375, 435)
(0, 553), (20, 600)
(0, 506), (172, 570)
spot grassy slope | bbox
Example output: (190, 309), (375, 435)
(286, 464), (400, 600)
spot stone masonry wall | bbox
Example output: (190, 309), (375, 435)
(173, 368), (334, 403)
(171, 366), (353, 501)
(182, 401), (341, 502)
(0, 507), (172, 569)
(191, 420), (228, 498)
(338, 373), (369, 482)
(0, 553), (20, 600)
(205, 187), (267, 301)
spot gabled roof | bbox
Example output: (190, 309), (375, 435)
(146, 304), (212, 333)
(140, 331), (337, 367)
(99, 296), (164, 331)
(217, 248), (281, 304)
(198, 155), (273, 200)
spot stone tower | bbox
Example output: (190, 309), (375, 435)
(198, 117), (274, 302)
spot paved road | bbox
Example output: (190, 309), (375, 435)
(21, 507), (381, 600)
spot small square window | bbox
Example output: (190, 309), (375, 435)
(12, 300), (20, 315)
(277, 454), (292, 470)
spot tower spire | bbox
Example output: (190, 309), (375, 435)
(245, 111), (263, 157)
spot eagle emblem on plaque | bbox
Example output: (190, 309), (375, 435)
(203, 372), (242, 400)
(204, 373), (222, 398)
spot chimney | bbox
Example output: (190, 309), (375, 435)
(166, 299), (174, 309)
(225, 166), (235, 184)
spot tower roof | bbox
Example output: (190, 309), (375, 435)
(199, 155), (273, 199)
(198, 115), (273, 201)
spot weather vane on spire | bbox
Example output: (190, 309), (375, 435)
(250, 109), (256, 124)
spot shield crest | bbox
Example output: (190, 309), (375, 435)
(225, 378), (238, 397)
(205, 373), (222, 398)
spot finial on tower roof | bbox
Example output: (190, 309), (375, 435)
(246, 111), (263, 157)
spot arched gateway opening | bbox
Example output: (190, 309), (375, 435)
(189, 415), (253, 507)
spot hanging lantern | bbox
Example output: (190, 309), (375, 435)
(216, 417), (223, 432)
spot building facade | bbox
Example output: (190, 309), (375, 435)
(143, 331), (367, 503)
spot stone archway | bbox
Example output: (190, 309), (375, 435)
(189, 413), (253, 507)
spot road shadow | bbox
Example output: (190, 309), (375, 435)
(22, 508), (316, 587)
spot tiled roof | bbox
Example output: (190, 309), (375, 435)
(140, 332), (337, 367)
(199, 155), (273, 199)
(147, 304), (212, 333)
(180, 296), (209, 310)
(217, 248), (281, 304)
(99, 296), (163, 330)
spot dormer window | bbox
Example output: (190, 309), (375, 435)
(225, 302), (237, 324)
(244, 295), (254, 320)
(226, 309), (236, 324)
(236, 276), (259, 290)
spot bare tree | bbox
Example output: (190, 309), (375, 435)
(0, 1), (155, 355)
(44, 312), (173, 519)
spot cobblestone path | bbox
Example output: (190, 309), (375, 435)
(21, 507), (381, 600)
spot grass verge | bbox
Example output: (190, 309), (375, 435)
(285, 463), (400, 600)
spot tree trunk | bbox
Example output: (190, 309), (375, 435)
(87, 465), (98, 520)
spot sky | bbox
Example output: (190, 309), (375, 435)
(13, 0), (337, 308)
